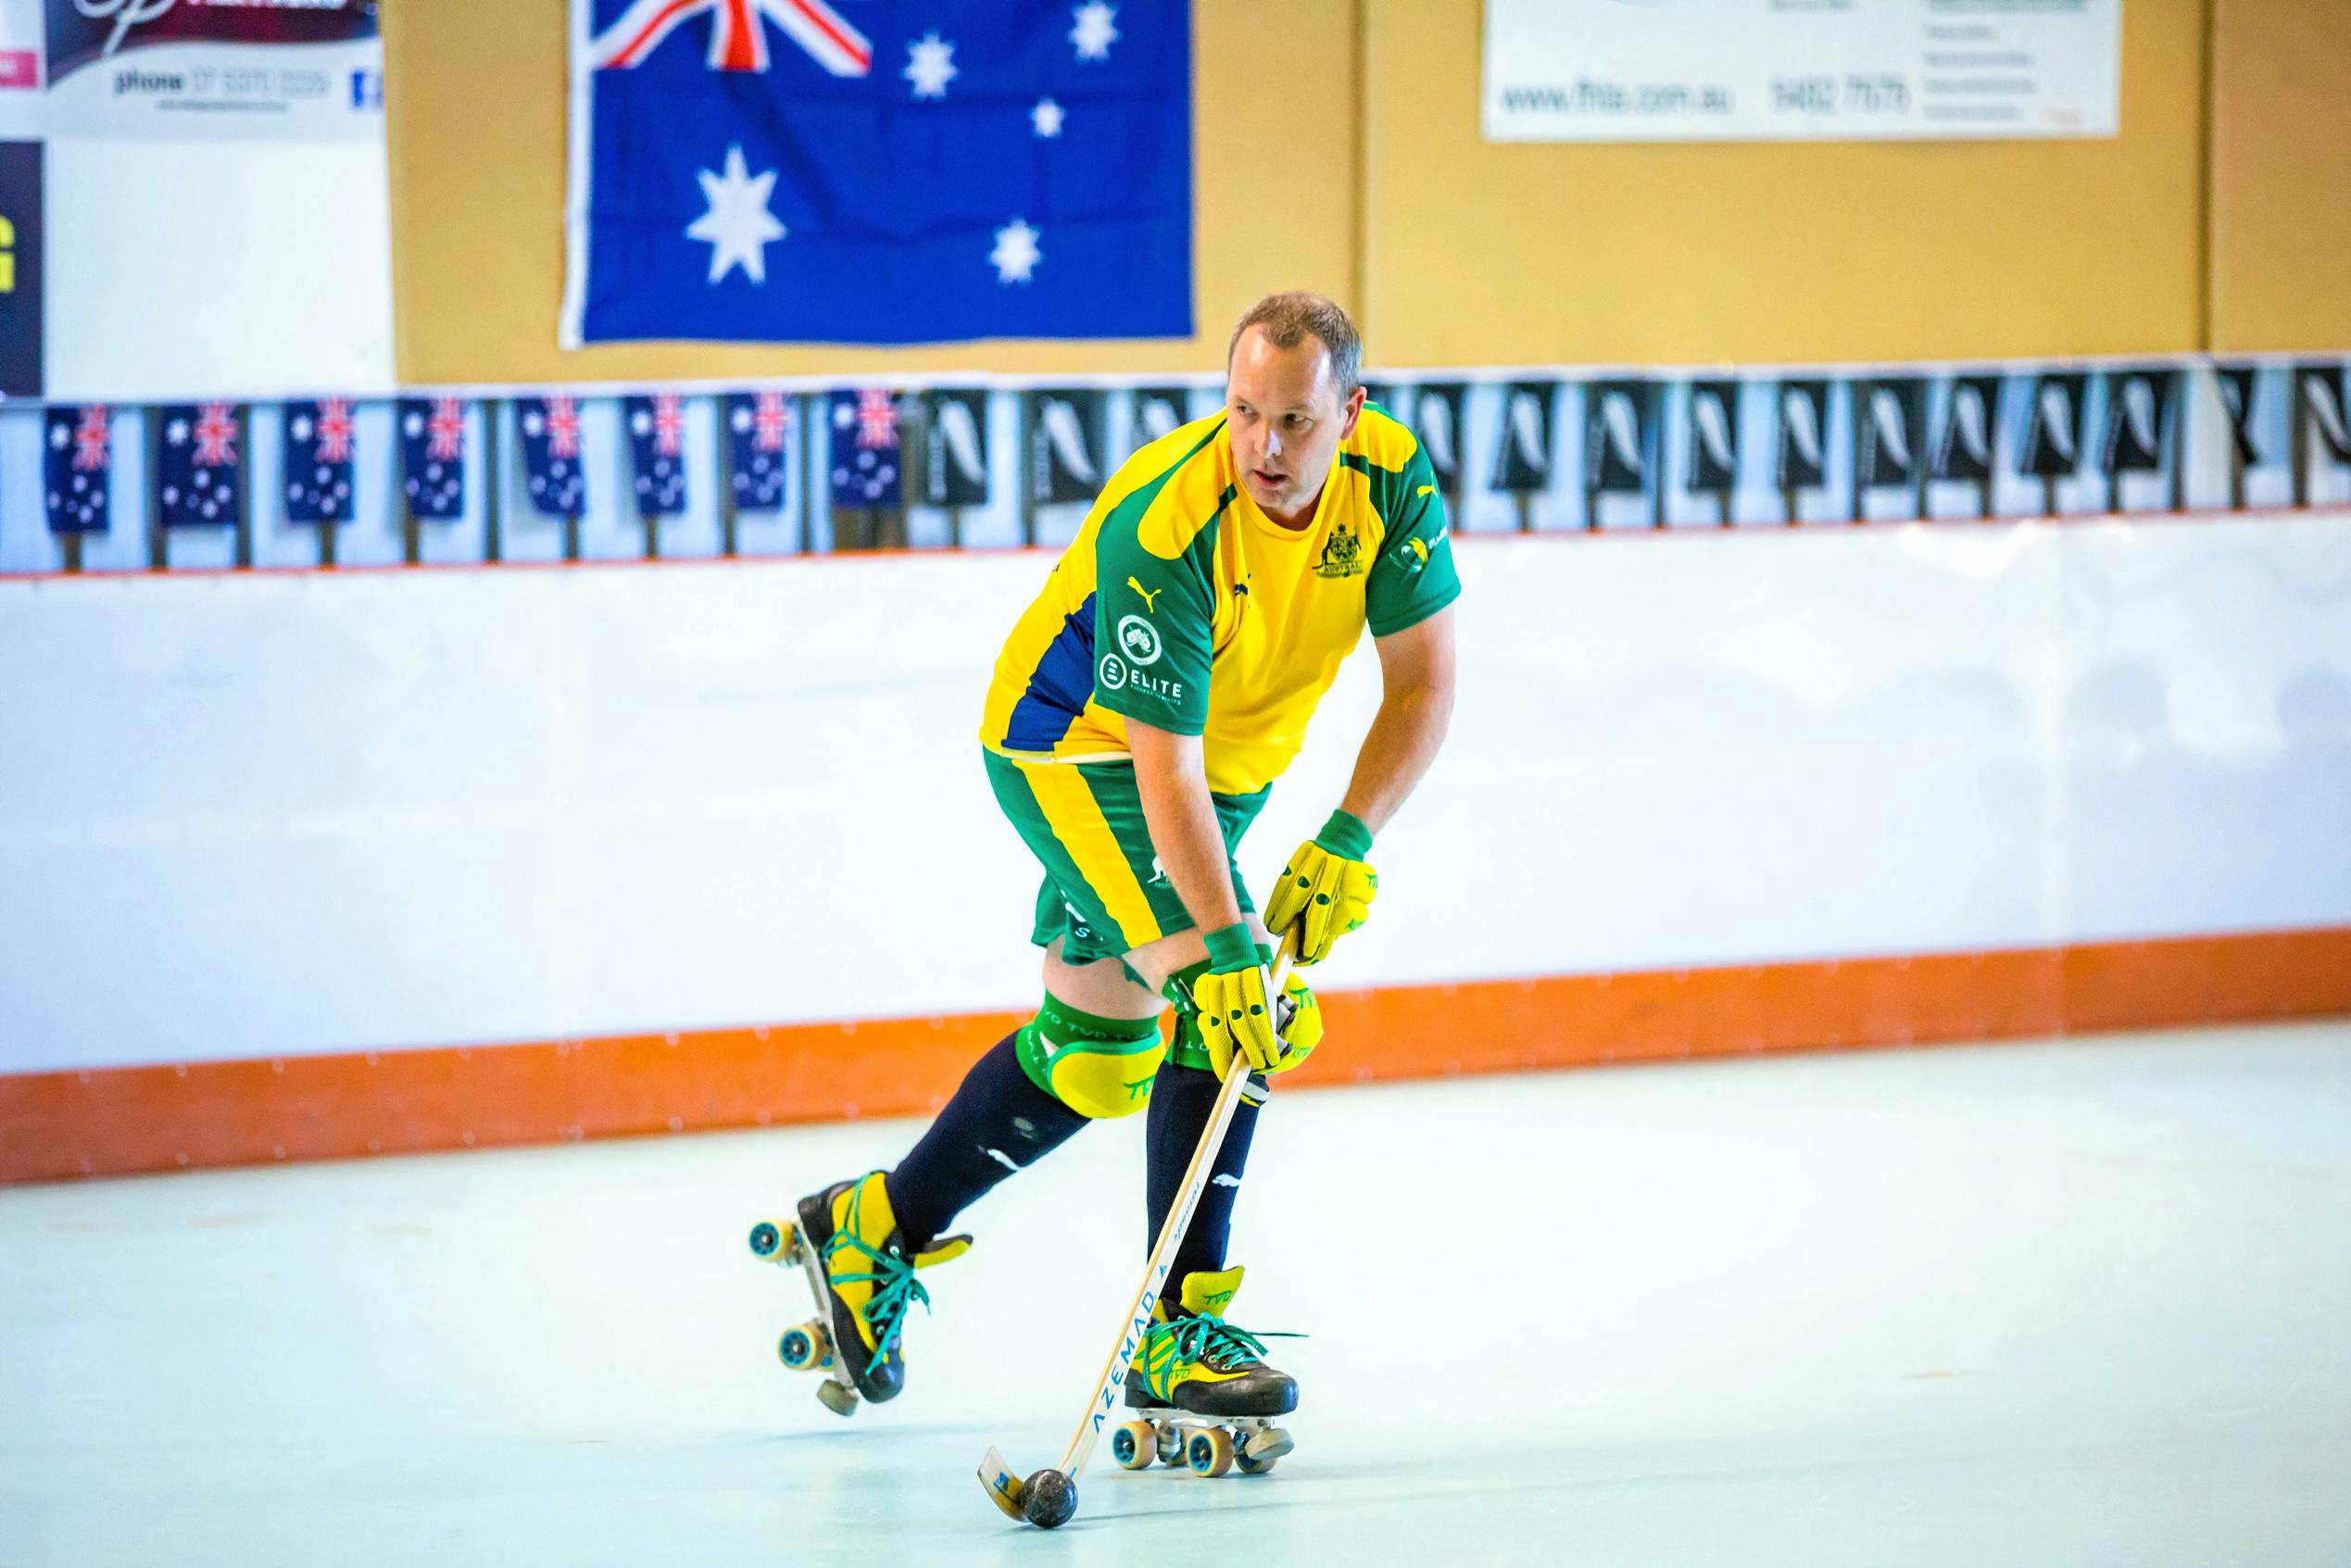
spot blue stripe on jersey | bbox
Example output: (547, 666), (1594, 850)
(1002, 591), (1099, 753)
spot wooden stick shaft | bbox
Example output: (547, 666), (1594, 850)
(1051, 938), (1295, 1479)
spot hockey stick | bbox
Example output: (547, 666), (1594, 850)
(978, 930), (1299, 1529)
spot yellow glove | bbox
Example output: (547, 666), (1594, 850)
(1192, 923), (1318, 1078)
(1264, 809), (1377, 965)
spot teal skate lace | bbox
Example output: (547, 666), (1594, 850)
(823, 1189), (930, 1359)
(1146, 1312), (1302, 1394)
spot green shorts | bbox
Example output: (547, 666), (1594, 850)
(982, 748), (1270, 965)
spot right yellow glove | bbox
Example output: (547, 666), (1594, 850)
(1263, 809), (1377, 965)
(1192, 922), (1315, 1077)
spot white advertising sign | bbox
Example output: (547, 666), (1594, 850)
(1484, 0), (2122, 144)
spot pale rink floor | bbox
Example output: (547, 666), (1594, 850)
(4, 1022), (2348, 1568)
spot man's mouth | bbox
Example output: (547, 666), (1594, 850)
(1251, 468), (1286, 488)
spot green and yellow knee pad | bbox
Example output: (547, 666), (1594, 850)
(1014, 994), (1167, 1119)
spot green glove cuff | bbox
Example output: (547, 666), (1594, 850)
(1201, 921), (1261, 973)
(1314, 808), (1374, 861)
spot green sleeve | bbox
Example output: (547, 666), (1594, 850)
(1364, 452), (1462, 638)
(1092, 513), (1215, 735)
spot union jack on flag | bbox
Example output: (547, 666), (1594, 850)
(725, 390), (792, 512)
(624, 392), (690, 515)
(400, 396), (470, 520)
(158, 402), (244, 528)
(44, 405), (112, 535)
(563, 0), (1192, 346)
(284, 398), (358, 524)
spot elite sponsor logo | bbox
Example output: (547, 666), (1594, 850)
(1116, 613), (1162, 665)
(1098, 652), (1129, 690)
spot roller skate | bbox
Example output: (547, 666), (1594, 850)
(1108, 1265), (1298, 1477)
(746, 1170), (969, 1417)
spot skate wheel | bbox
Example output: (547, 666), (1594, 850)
(814, 1378), (858, 1418)
(1110, 1420), (1156, 1471)
(777, 1319), (833, 1373)
(1239, 1425), (1293, 1469)
(1184, 1426), (1235, 1478)
(1153, 1422), (1183, 1466)
(748, 1219), (802, 1264)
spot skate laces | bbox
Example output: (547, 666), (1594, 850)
(824, 1187), (931, 1357)
(1153, 1312), (1301, 1380)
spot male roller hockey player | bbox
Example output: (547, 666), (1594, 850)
(784, 293), (1458, 1445)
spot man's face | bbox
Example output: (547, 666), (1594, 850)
(1226, 325), (1364, 521)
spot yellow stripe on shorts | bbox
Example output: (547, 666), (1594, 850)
(1019, 761), (1163, 948)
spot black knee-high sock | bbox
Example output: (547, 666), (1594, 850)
(1145, 1060), (1264, 1293)
(886, 1030), (1087, 1252)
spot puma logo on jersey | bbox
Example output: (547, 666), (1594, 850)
(1127, 577), (1163, 612)
(1416, 484), (1437, 499)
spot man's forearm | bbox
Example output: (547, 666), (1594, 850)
(1128, 721), (1246, 936)
(1339, 684), (1453, 837)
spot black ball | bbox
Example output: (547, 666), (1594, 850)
(1021, 1468), (1077, 1529)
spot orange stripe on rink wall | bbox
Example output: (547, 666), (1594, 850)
(3, 928), (2346, 1185)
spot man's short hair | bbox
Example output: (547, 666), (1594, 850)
(1227, 292), (1363, 400)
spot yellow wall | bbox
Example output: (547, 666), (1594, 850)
(1362, 0), (2206, 367)
(2206, 0), (2351, 352)
(383, 0), (1356, 385)
(385, 0), (2344, 383)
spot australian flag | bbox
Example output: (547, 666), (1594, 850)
(519, 395), (588, 517)
(44, 405), (111, 534)
(726, 391), (793, 511)
(399, 397), (468, 519)
(283, 398), (358, 524)
(564, 0), (1191, 345)
(625, 392), (690, 514)
(158, 403), (242, 528)
(829, 387), (901, 507)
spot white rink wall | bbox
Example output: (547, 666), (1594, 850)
(1, 516), (2346, 1075)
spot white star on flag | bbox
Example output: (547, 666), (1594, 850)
(291, 415), (313, 441)
(904, 31), (957, 98)
(167, 419), (189, 445)
(686, 144), (788, 285)
(1070, 2), (1118, 60)
(991, 219), (1042, 284)
(1031, 97), (1064, 137)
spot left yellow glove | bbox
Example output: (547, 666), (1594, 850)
(1264, 809), (1378, 965)
(1201, 971), (1322, 1082)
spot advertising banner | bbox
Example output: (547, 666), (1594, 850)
(0, 137), (37, 395)
(1484, 0), (2120, 144)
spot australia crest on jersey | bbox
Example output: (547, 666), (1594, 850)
(1314, 521), (1366, 580)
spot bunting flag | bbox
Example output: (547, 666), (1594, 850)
(44, 404), (111, 534)
(1776, 380), (1829, 491)
(1854, 378), (1924, 489)
(2215, 366), (2261, 467)
(1584, 380), (1652, 495)
(519, 395), (588, 517)
(921, 389), (989, 506)
(1935, 375), (2001, 483)
(1686, 380), (1740, 492)
(725, 391), (793, 511)
(828, 387), (901, 508)
(399, 397), (468, 520)
(2101, 369), (2176, 475)
(624, 392), (690, 514)
(1131, 387), (1189, 451)
(565, 0), (1192, 345)
(157, 402), (242, 528)
(283, 398), (357, 524)
(1491, 381), (1557, 494)
(2022, 372), (2088, 479)
(2295, 363), (2351, 462)
(1403, 383), (1466, 491)
(1027, 388), (1105, 504)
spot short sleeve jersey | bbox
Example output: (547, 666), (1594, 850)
(979, 403), (1459, 797)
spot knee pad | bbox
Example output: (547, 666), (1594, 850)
(1014, 993), (1166, 1119)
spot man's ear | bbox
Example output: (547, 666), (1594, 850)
(1339, 385), (1367, 440)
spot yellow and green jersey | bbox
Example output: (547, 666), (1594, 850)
(979, 403), (1460, 797)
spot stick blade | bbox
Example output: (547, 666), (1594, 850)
(977, 1446), (1025, 1521)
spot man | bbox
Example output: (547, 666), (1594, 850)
(787, 292), (1458, 1435)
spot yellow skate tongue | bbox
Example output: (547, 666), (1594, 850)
(1178, 1265), (1244, 1318)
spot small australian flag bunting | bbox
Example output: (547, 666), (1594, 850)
(726, 391), (793, 511)
(44, 405), (112, 534)
(399, 397), (468, 519)
(564, 0), (1192, 345)
(283, 399), (358, 524)
(624, 392), (690, 514)
(157, 403), (242, 528)
(519, 395), (588, 517)
(829, 388), (901, 508)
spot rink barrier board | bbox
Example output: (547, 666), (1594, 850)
(4, 925), (2346, 1184)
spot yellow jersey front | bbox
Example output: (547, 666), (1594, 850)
(978, 403), (1458, 797)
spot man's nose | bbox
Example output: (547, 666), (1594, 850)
(1261, 424), (1282, 458)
